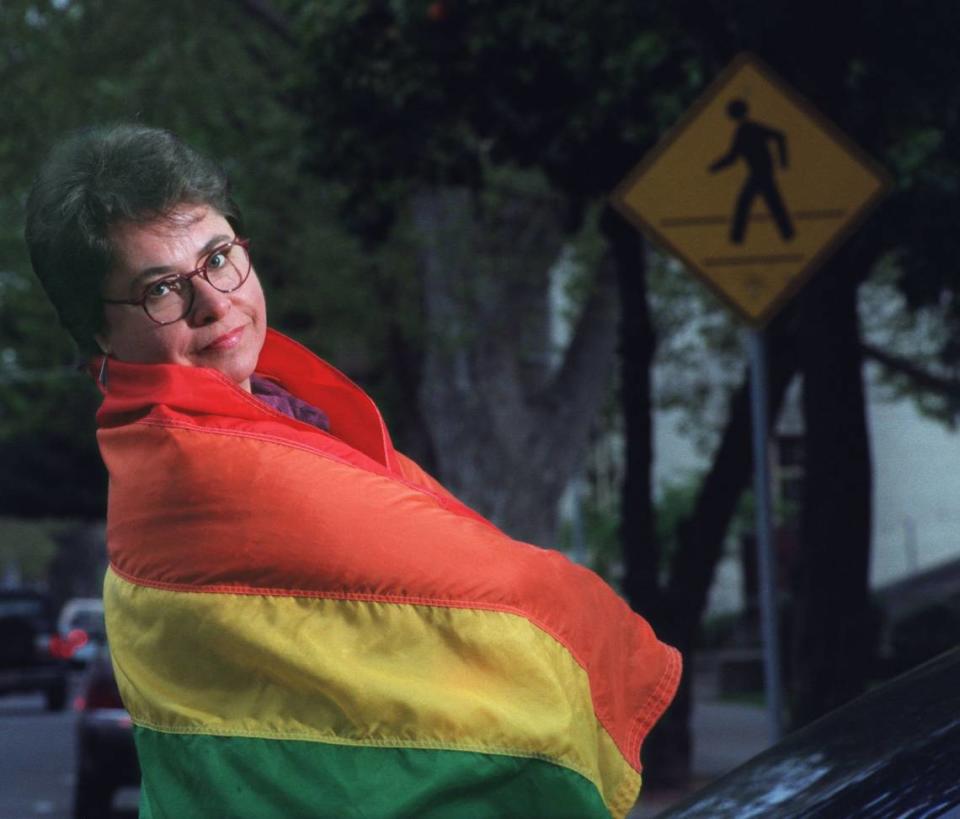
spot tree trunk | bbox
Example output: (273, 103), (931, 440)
(647, 308), (801, 786)
(601, 208), (660, 619)
(411, 186), (619, 547)
(791, 255), (875, 727)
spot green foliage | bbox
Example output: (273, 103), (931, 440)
(654, 476), (700, 567)
(697, 610), (744, 651)
(0, 518), (72, 583)
(648, 249), (746, 455)
(558, 498), (622, 583)
(4, 0), (960, 525)
(291, 0), (702, 215)
(0, 0), (376, 515)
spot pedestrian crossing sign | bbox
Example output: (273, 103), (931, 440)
(611, 53), (890, 326)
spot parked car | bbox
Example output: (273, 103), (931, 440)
(659, 648), (960, 817)
(58, 597), (106, 668)
(74, 651), (139, 818)
(0, 589), (69, 710)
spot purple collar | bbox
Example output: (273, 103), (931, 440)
(250, 375), (330, 431)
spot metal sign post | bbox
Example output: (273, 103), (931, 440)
(747, 329), (784, 742)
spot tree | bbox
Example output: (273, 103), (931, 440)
(287, 0), (701, 545)
(645, 0), (960, 754)
(411, 182), (619, 544)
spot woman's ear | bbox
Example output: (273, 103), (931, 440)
(94, 333), (111, 356)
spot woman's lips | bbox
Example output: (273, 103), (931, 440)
(204, 325), (245, 352)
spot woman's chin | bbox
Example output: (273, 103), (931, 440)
(195, 335), (264, 389)
(215, 361), (257, 389)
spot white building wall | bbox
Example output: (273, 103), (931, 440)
(867, 366), (960, 586)
(653, 364), (960, 614)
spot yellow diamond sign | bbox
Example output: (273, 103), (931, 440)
(612, 53), (890, 326)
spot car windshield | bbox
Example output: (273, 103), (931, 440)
(68, 610), (106, 638)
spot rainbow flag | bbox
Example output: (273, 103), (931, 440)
(98, 330), (681, 818)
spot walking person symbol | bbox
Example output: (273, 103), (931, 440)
(709, 99), (795, 244)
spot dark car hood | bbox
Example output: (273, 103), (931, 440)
(660, 649), (960, 818)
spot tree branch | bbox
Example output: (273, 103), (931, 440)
(861, 341), (960, 399)
(540, 251), (619, 411)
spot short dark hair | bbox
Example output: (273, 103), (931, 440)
(24, 124), (241, 354)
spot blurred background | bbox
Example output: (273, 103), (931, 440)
(1, 1), (959, 817)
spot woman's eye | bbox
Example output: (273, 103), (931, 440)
(145, 278), (180, 299)
(207, 250), (228, 270)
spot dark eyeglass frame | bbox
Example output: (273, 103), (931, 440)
(102, 237), (251, 326)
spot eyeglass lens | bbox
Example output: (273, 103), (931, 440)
(145, 243), (250, 324)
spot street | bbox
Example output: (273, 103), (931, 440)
(0, 691), (75, 819)
(0, 685), (136, 819)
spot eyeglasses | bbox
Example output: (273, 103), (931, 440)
(102, 237), (252, 326)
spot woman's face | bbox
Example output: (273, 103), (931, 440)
(97, 204), (267, 392)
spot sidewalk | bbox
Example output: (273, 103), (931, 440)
(629, 680), (772, 817)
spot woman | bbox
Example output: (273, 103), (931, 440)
(26, 124), (680, 818)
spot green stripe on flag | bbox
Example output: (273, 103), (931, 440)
(135, 727), (613, 818)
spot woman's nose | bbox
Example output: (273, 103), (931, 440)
(189, 278), (232, 325)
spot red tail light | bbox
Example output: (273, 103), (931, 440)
(67, 628), (89, 649)
(48, 634), (74, 659)
(48, 628), (89, 660)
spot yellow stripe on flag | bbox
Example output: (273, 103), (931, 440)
(104, 569), (641, 816)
